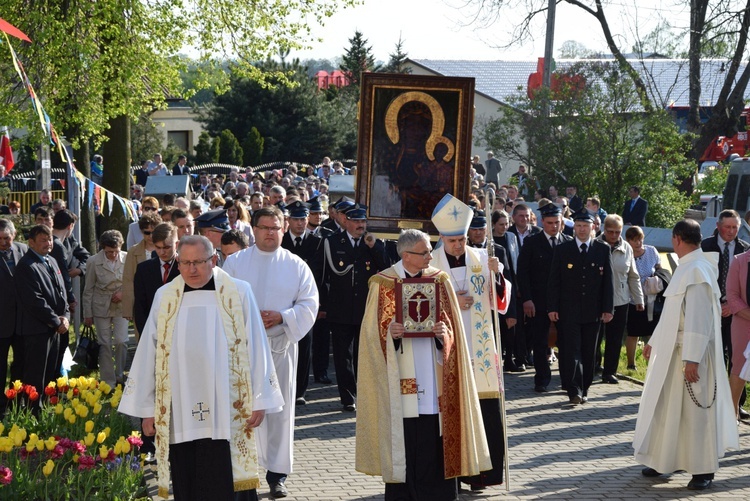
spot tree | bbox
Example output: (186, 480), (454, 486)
(340, 30), (380, 86)
(202, 60), (357, 163)
(558, 40), (594, 59)
(476, 62), (693, 226)
(210, 136), (221, 164)
(383, 35), (412, 74)
(242, 128), (265, 166)
(195, 132), (215, 164)
(218, 129), (244, 165)
(131, 115), (166, 168)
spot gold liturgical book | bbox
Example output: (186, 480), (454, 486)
(395, 278), (441, 338)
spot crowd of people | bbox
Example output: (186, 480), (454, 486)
(0, 151), (745, 497)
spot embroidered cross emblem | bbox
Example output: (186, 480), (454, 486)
(449, 205), (461, 221)
(400, 378), (418, 395)
(192, 402), (210, 422)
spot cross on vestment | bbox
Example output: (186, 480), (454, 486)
(192, 402), (210, 422)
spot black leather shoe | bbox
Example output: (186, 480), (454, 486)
(270, 481), (288, 498)
(315, 376), (332, 384)
(534, 386), (548, 393)
(295, 397), (306, 406)
(581, 395), (589, 404)
(595, 365), (604, 375)
(602, 374), (619, 384)
(343, 404), (356, 412)
(739, 408), (750, 420)
(687, 477), (712, 490)
(508, 364), (526, 373)
(569, 395), (582, 405)
(641, 467), (662, 477)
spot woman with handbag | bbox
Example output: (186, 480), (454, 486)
(625, 226), (665, 370)
(82, 230), (128, 387)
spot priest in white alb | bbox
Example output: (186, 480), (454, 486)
(119, 235), (283, 501)
(356, 229), (490, 500)
(430, 194), (509, 490)
(223, 206), (319, 499)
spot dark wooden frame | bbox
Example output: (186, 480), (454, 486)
(356, 73), (475, 235)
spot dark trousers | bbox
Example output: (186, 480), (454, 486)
(599, 304), (628, 377)
(312, 318), (331, 380)
(170, 438), (258, 501)
(559, 320), (600, 398)
(296, 330), (312, 399)
(22, 333), (60, 397)
(531, 314), (552, 388)
(330, 322), (359, 406)
(385, 415), (458, 501)
(55, 330), (69, 377)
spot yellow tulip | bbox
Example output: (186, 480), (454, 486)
(99, 381), (111, 395)
(97, 431), (106, 444)
(67, 414), (76, 425)
(0, 423), (4, 435)
(93, 402), (102, 415)
(122, 441), (131, 454)
(63, 407), (73, 420)
(54, 404), (63, 415)
(44, 437), (58, 451)
(72, 454), (79, 463)
(84, 433), (95, 447)
(25, 441), (36, 453)
(76, 405), (89, 418)
(114, 440), (123, 455)
(42, 459), (54, 477)
(85, 420), (94, 433)
(46, 381), (56, 390)
(66, 389), (74, 400)
(103, 427), (111, 438)
(12, 380), (22, 391)
(36, 440), (44, 452)
(99, 445), (109, 459)
(0, 437), (12, 452)
(56, 376), (68, 388)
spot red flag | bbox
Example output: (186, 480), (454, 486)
(0, 135), (14, 174)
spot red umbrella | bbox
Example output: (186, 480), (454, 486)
(0, 17), (31, 43)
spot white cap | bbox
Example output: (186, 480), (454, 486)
(431, 194), (472, 236)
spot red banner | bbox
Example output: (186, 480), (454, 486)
(0, 134), (14, 174)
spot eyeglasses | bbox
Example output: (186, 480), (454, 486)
(255, 225), (282, 232)
(142, 206), (156, 211)
(178, 258), (212, 268)
(404, 250), (432, 258)
(142, 231), (153, 236)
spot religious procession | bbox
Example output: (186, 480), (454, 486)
(3, 4), (750, 500)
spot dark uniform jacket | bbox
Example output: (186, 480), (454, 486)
(322, 233), (389, 325)
(15, 251), (69, 336)
(282, 230), (325, 289)
(518, 231), (573, 314)
(547, 238), (614, 323)
(0, 242), (28, 338)
(133, 258), (180, 334)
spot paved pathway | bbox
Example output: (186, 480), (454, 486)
(141, 357), (750, 500)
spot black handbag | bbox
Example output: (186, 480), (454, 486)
(73, 324), (100, 371)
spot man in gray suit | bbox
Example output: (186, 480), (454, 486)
(485, 151), (503, 187)
(0, 219), (28, 412)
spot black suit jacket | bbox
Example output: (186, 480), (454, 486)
(508, 224), (542, 248)
(622, 197), (648, 226)
(134, 169), (149, 187)
(15, 251), (69, 336)
(548, 239), (614, 323)
(50, 236), (75, 305)
(172, 164), (190, 176)
(0, 242), (28, 338)
(517, 231), (573, 314)
(701, 235), (750, 300)
(568, 195), (583, 212)
(133, 258), (180, 334)
(322, 233), (390, 325)
(63, 235), (90, 277)
(282, 231), (325, 288)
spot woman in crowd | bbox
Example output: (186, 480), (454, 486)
(82, 230), (128, 387)
(624, 225), (662, 370)
(597, 215), (643, 383)
(121, 211), (162, 340)
(225, 199), (254, 244)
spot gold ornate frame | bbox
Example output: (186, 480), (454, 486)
(356, 73), (475, 235)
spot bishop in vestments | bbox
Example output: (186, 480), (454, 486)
(119, 235), (283, 500)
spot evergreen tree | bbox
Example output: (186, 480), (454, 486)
(383, 35), (411, 74)
(340, 30), (380, 86)
(210, 135), (221, 163)
(243, 128), (265, 166)
(195, 131), (214, 164)
(218, 129), (244, 165)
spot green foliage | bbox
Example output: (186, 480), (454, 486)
(194, 132), (215, 165)
(210, 136), (221, 164)
(383, 36), (411, 74)
(218, 129), (244, 166)
(477, 61), (694, 226)
(692, 164), (730, 203)
(558, 40), (594, 59)
(130, 115), (165, 167)
(340, 30), (380, 86)
(243, 128), (265, 166)
(202, 60), (357, 163)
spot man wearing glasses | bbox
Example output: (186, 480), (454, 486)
(120, 235), (283, 501)
(356, 229), (491, 500)
(223, 206), (319, 499)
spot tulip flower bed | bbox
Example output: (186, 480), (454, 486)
(0, 377), (147, 500)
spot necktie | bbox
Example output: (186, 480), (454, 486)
(353, 238), (359, 248)
(550, 236), (556, 248)
(720, 241), (730, 297)
(295, 236), (302, 248)
(163, 262), (171, 284)
(580, 243), (587, 254)
(1, 251), (13, 272)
